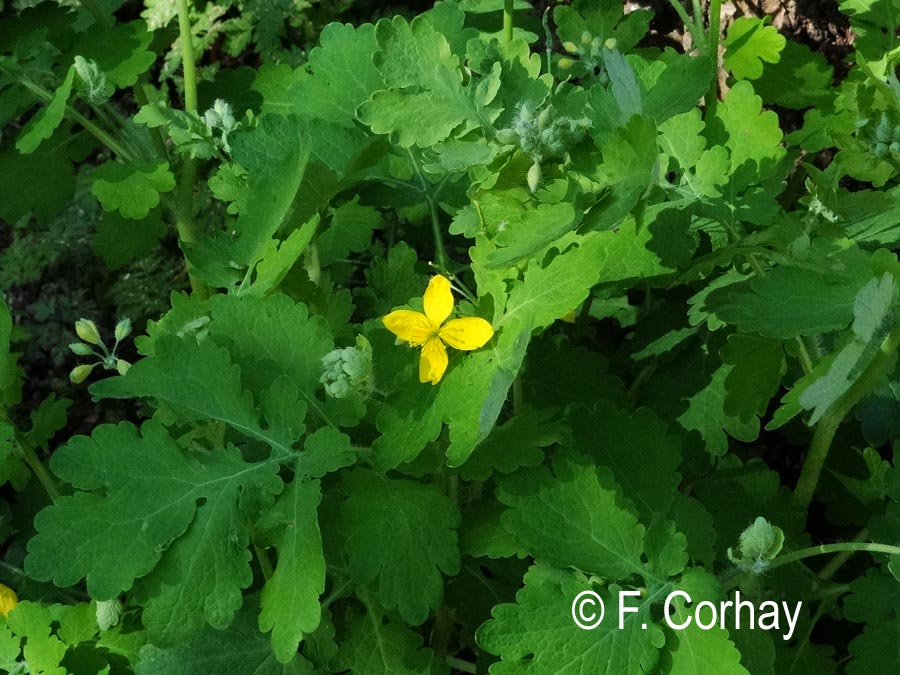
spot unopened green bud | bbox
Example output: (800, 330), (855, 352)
(116, 359), (131, 376)
(562, 41), (579, 54)
(320, 336), (374, 400)
(527, 161), (542, 193)
(604, 37), (617, 51)
(114, 318), (132, 342)
(518, 102), (535, 123)
(496, 128), (518, 145)
(558, 57), (575, 70)
(96, 598), (123, 632)
(70, 364), (95, 384)
(581, 31), (592, 45)
(69, 342), (94, 356)
(537, 106), (553, 129)
(75, 319), (101, 345)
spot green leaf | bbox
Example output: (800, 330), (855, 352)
(91, 160), (176, 220)
(90, 334), (302, 456)
(798, 273), (897, 424)
(92, 208), (167, 269)
(317, 199), (383, 267)
(662, 571), (750, 675)
(72, 20), (156, 89)
(0, 421), (28, 491)
(571, 402), (683, 522)
(25, 423), (282, 614)
(498, 452), (645, 579)
(720, 335), (786, 421)
(359, 10), (501, 147)
(0, 125), (76, 224)
(5, 602), (68, 675)
(334, 609), (446, 675)
(847, 618), (900, 674)
(716, 264), (871, 339)
(136, 606), (314, 675)
(258, 478), (325, 663)
(754, 40), (833, 109)
(16, 65), (75, 154)
(286, 23), (382, 126)
(0, 299), (23, 409)
(554, 0), (651, 53)
(340, 470), (460, 625)
(477, 565), (664, 674)
(716, 80), (785, 171)
(723, 17), (786, 81)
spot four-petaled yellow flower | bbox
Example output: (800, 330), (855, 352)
(383, 275), (494, 384)
(0, 583), (17, 620)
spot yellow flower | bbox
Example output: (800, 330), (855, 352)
(0, 583), (17, 619)
(383, 275), (494, 385)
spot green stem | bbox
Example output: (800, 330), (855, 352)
(818, 529), (868, 581)
(666, 0), (702, 44)
(503, 0), (514, 45)
(705, 0), (723, 116)
(20, 444), (60, 502)
(795, 337), (814, 375)
(768, 542), (900, 572)
(407, 149), (450, 270)
(175, 0), (198, 113)
(791, 327), (900, 513)
(446, 657), (477, 674)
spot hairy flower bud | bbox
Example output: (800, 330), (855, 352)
(527, 161), (542, 193)
(116, 359), (131, 376)
(320, 336), (374, 400)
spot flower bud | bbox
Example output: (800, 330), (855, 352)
(75, 318), (101, 345)
(70, 364), (95, 384)
(562, 41), (579, 54)
(537, 106), (552, 129)
(116, 359), (131, 376)
(0, 583), (17, 619)
(604, 37), (617, 51)
(114, 318), (132, 342)
(96, 598), (123, 631)
(69, 342), (94, 356)
(581, 31), (592, 45)
(558, 57), (574, 70)
(496, 128), (518, 145)
(527, 161), (542, 193)
(320, 336), (374, 400)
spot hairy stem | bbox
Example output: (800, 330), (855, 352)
(769, 542), (900, 572)
(818, 529), (869, 581)
(175, 0), (198, 113)
(792, 327), (900, 513)
(20, 443), (60, 502)
(408, 149), (450, 270)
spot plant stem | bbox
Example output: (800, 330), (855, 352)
(447, 657), (477, 674)
(768, 542), (900, 572)
(407, 149), (450, 270)
(173, 0), (209, 298)
(175, 0), (198, 114)
(705, 0), (723, 116)
(795, 337), (814, 375)
(818, 529), (868, 581)
(667, 0), (702, 45)
(20, 444), (60, 502)
(791, 327), (900, 513)
(503, 0), (514, 45)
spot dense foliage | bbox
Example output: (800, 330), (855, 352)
(3, 0), (900, 672)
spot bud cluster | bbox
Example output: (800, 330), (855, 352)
(864, 110), (900, 160)
(496, 101), (590, 192)
(559, 32), (618, 72)
(320, 335), (375, 401)
(69, 317), (132, 383)
(203, 99), (238, 153)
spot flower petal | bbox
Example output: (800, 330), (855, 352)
(423, 275), (454, 327)
(383, 310), (433, 346)
(439, 317), (494, 351)
(419, 338), (448, 384)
